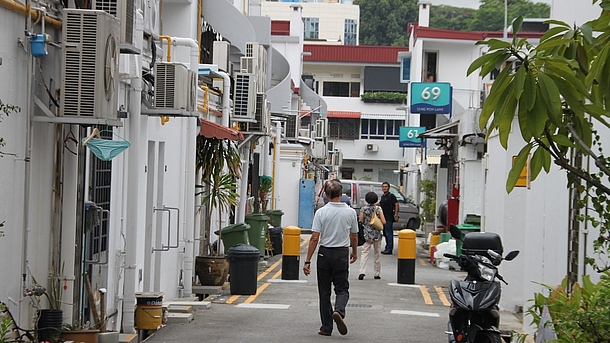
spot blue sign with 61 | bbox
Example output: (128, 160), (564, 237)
(399, 126), (426, 148)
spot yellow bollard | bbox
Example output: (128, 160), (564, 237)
(282, 226), (301, 280)
(397, 229), (416, 284)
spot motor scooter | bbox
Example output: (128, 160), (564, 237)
(444, 224), (519, 343)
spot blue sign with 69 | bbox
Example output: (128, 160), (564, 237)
(410, 82), (452, 114)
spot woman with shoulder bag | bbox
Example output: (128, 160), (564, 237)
(357, 192), (386, 280)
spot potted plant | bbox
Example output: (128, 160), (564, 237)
(195, 136), (241, 285)
(258, 175), (273, 212)
(61, 323), (99, 343)
(1, 303), (15, 343)
(30, 264), (64, 343)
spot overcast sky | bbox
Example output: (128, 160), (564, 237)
(428, 0), (552, 9)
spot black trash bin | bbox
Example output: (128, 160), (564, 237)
(269, 226), (283, 256)
(227, 244), (260, 295)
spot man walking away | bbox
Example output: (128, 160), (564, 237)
(303, 179), (358, 336)
(379, 182), (399, 254)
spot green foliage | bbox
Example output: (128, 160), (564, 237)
(354, 0), (417, 46)
(526, 273), (610, 342)
(259, 175), (273, 193)
(360, 91), (407, 103)
(0, 303), (14, 343)
(196, 136), (241, 256)
(0, 99), (21, 157)
(355, 0), (549, 46)
(418, 178), (436, 223)
(469, 2), (610, 271)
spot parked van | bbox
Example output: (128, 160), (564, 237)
(316, 179), (421, 231)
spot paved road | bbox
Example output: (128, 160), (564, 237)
(144, 234), (524, 343)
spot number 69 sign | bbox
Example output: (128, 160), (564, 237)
(410, 82), (452, 114)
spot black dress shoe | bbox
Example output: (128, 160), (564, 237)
(381, 251), (392, 255)
(374, 276), (381, 279)
(358, 274), (365, 280)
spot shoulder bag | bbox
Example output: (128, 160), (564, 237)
(370, 206), (384, 231)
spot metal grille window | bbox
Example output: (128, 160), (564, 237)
(328, 118), (359, 140)
(304, 18), (319, 39)
(322, 82), (360, 97)
(89, 129), (112, 256)
(360, 119), (401, 140)
(344, 19), (358, 45)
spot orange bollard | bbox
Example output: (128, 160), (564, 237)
(282, 226), (301, 280)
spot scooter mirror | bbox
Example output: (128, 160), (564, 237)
(504, 250), (520, 261)
(487, 249), (502, 265)
(449, 224), (462, 241)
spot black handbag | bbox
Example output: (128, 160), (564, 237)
(357, 222), (366, 246)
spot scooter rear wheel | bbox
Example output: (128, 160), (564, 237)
(474, 332), (502, 343)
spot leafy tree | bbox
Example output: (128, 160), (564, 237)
(430, 5), (477, 31)
(468, 0), (610, 273)
(469, 0), (550, 32)
(355, 0), (418, 46)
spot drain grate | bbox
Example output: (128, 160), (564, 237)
(346, 303), (373, 309)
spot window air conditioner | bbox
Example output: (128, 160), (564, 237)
(154, 62), (192, 110)
(60, 10), (120, 119)
(233, 73), (257, 122)
(91, 0), (135, 47)
(366, 143), (379, 152)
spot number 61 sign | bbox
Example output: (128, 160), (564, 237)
(410, 82), (452, 114)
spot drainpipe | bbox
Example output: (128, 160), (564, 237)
(236, 150), (250, 224)
(162, 36), (198, 297)
(272, 121), (282, 209)
(218, 71), (231, 127)
(121, 10), (145, 333)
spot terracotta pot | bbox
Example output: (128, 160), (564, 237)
(61, 329), (100, 343)
(195, 256), (229, 286)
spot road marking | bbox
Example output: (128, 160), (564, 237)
(226, 294), (240, 304)
(391, 310), (440, 317)
(267, 278), (307, 283)
(435, 285), (451, 306)
(257, 259), (282, 281)
(236, 303), (290, 309)
(388, 283), (422, 288)
(245, 282), (271, 303)
(420, 285), (433, 305)
(419, 258), (427, 266)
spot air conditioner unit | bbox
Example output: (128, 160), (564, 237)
(245, 42), (260, 58)
(91, 0), (135, 46)
(154, 62), (191, 110)
(283, 114), (298, 139)
(142, 0), (160, 36)
(315, 118), (327, 140)
(213, 41), (230, 72)
(366, 143), (379, 152)
(233, 73), (257, 122)
(240, 57), (257, 74)
(187, 70), (198, 112)
(330, 151), (343, 166)
(298, 129), (309, 138)
(61, 10), (120, 119)
(248, 93), (269, 132)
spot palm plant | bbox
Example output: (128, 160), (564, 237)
(195, 136), (241, 256)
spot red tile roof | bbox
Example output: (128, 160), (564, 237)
(200, 119), (244, 141)
(408, 23), (545, 42)
(303, 45), (408, 64)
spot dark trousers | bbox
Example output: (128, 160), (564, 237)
(316, 246), (350, 333)
(383, 218), (394, 252)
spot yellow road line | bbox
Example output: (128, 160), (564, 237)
(257, 259), (282, 281)
(226, 294), (240, 304)
(418, 258), (427, 266)
(434, 286), (451, 307)
(420, 285), (433, 305)
(272, 269), (282, 279)
(245, 282), (271, 303)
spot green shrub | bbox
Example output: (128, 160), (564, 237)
(360, 91), (407, 103)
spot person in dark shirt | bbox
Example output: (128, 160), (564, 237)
(379, 182), (399, 254)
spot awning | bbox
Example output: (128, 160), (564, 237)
(199, 119), (244, 141)
(418, 120), (459, 139)
(327, 111), (361, 119)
